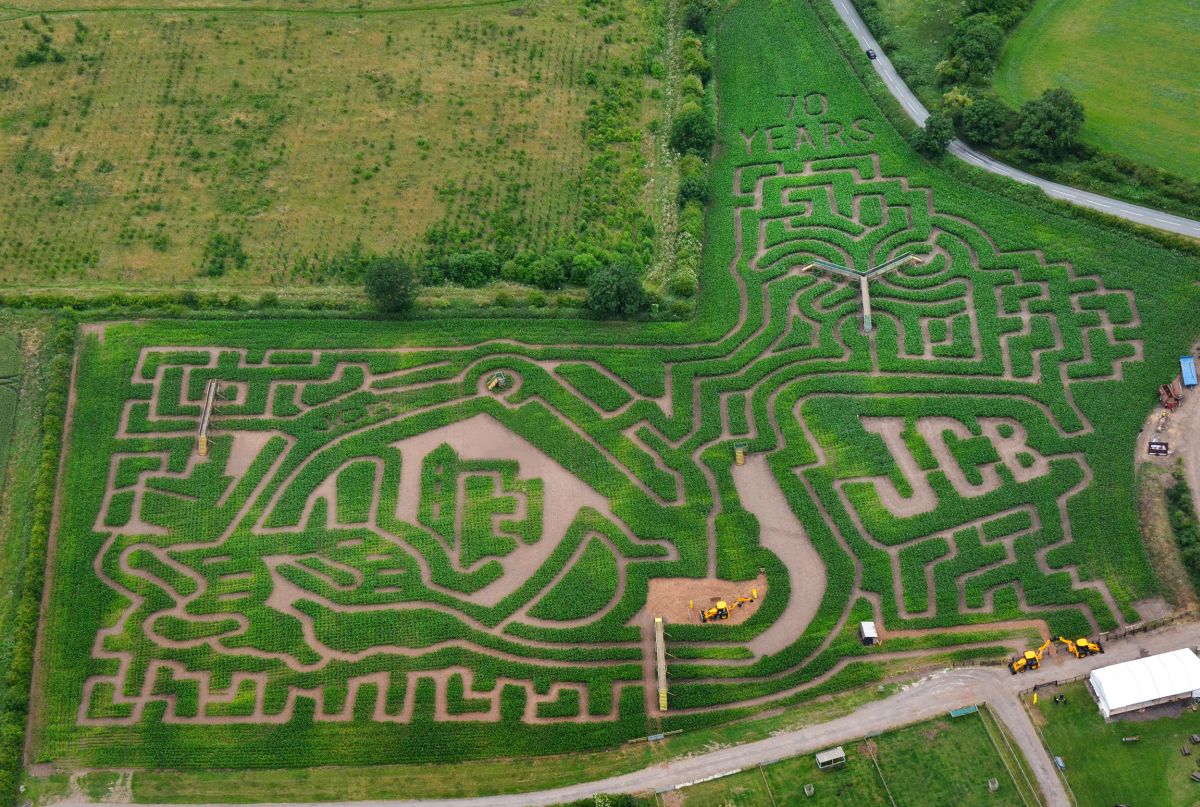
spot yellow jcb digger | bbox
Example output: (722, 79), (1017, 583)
(700, 601), (730, 622)
(1008, 639), (1052, 674)
(1058, 636), (1104, 658)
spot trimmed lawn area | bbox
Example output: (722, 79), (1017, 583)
(1034, 680), (1200, 807)
(994, 0), (1200, 178)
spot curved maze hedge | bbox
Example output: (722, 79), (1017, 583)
(33, 0), (1200, 770)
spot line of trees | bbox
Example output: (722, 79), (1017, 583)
(856, 0), (1200, 217)
(915, 86), (1084, 163)
(1167, 466), (1200, 586)
(906, 0), (1087, 162)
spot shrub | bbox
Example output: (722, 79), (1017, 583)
(913, 112), (955, 156)
(200, 232), (247, 277)
(683, 0), (716, 34)
(668, 268), (698, 297)
(669, 101), (715, 157)
(525, 256), (566, 290)
(444, 250), (499, 288)
(363, 254), (418, 314)
(679, 200), (705, 241)
(569, 252), (603, 284)
(679, 35), (711, 83)
(586, 260), (645, 317)
(678, 173), (709, 206)
(679, 74), (705, 101)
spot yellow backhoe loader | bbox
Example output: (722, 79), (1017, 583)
(1058, 636), (1104, 658)
(1008, 639), (1052, 674)
(700, 601), (730, 622)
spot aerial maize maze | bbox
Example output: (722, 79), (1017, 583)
(35, 151), (1158, 767)
(32, 0), (1198, 769)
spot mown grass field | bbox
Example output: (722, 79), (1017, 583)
(1035, 680), (1200, 807)
(0, 0), (662, 287)
(675, 707), (1031, 806)
(995, 0), (1200, 178)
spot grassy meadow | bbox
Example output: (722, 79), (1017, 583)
(0, 0), (664, 288)
(865, 0), (965, 107)
(0, 333), (17, 473)
(675, 707), (1034, 806)
(1035, 680), (1200, 807)
(995, 0), (1199, 178)
(0, 316), (58, 799)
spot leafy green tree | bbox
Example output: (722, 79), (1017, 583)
(527, 256), (566, 290)
(569, 252), (603, 284)
(960, 94), (1013, 145)
(364, 254), (418, 314)
(938, 14), (1003, 84)
(586, 260), (646, 317)
(683, 0), (716, 33)
(912, 112), (955, 156)
(670, 102), (715, 157)
(953, 15), (1003, 72)
(1014, 88), (1085, 161)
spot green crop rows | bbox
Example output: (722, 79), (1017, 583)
(30, 0), (1200, 772)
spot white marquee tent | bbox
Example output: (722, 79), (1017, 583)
(1089, 648), (1200, 718)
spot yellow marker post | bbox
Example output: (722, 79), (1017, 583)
(1032, 693), (1038, 705)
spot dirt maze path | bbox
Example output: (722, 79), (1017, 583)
(64, 154), (1149, 734)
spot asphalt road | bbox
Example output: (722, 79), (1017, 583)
(828, 0), (1200, 239)
(61, 621), (1200, 807)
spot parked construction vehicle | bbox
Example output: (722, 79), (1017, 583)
(699, 589), (759, 622)
(1059, 636), (1104, 658)
(1008, 639), (1052, 674)
(1009, 636), (1104, 673)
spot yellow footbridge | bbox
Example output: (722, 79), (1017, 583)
(196, 379), (218, 457)
(654, 617), (668, 711)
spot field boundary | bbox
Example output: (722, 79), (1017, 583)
(22, 328), (79, 766)
(0, 0), (525, 18)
